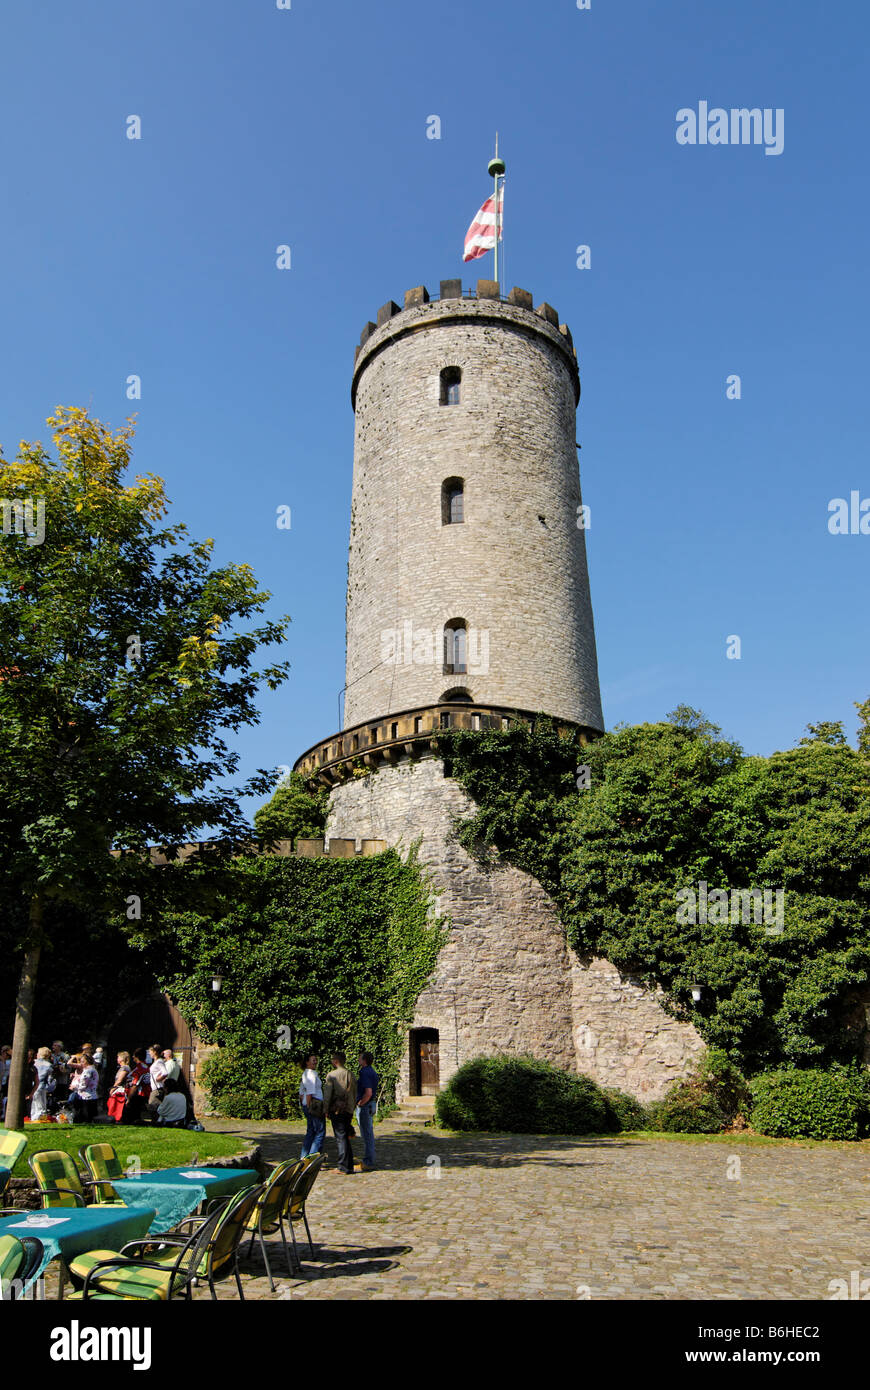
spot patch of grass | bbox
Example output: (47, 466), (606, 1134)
(426, 1123), (870, 1152)
(9, 1124), (248, 1178)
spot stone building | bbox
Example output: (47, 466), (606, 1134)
(295, 280), (703, 1101)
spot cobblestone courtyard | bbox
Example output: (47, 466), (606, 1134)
(187, 1118), (870, 1302)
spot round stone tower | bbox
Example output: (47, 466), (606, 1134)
(344, 279), (603, 732)
(294, 280), (702, 1103)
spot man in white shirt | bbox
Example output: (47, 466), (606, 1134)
(147, 1044), (168, 1124)
(162, 1049), (181, 1084)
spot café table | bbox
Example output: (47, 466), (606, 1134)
(0, 1203), (157, 1299)
(110, 1166), (259, 1234)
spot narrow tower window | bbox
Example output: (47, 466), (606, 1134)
(441, 477), (465, 525)
(440, 367), (462, 405)
(443, 619), (467, 675)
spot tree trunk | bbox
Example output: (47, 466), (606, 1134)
(5, 893), (45, 1132)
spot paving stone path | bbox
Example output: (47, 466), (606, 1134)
(186, 1118), (870, 1301)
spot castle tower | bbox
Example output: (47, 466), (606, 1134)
(295, 281), (703, 1102)
(343, 281), (603, 734)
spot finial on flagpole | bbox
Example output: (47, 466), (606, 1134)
(488, 131), (506, 178)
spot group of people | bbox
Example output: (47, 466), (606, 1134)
(105, 1046), (190, 1127)
(298, 1050), (380, 1174)
(0, 1040), (105, 1124)
(0, 1039), (192, 1127)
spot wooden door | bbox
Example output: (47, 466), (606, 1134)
(106, 993), (195, 1095)
(419, 1038), (439, 1095)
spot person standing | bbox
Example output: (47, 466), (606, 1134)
(30, 1047), (54, 1121)
(0, 1045), (12, 1121)
(147, 1045), (168, 1124)
(322, 1052), (357, 1175)
(298, 1052), (325, 1159)
(162, 1049), (181, 1084)
(356, 1051), (380, 1172)
(106, 1052), (131, 1124)
(65, 1054), (97, 1123)
(123, 1048), (150, 1125)
(49, 1040), (69, 1113)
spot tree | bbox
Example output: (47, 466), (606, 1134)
(253, 772), (328, 847)
(441, 706), (870, 1073)
(0, 408), (290, 1127)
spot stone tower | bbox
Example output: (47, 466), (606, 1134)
(295, 280), (704, 1102)
(343, 281), (603, 732)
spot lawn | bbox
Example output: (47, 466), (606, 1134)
(7, 1124), (248, 1178)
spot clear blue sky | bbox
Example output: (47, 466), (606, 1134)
(1, 0), (867, 820)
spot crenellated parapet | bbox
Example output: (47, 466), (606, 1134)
(352, 280), (579, 408)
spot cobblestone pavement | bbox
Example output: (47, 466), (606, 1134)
(178, 1119), (870, 1302)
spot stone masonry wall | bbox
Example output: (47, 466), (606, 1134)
(327, 757), (703, 1102)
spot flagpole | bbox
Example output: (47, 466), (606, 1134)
(488, 134), (506, 294)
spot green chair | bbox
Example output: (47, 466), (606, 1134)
(69, 1181), (265, 1301)
(0, 1128), (27, 1172)
(243, 1159), (303, 1290)
(29, 1149), (126, 1209)
(0, 1234), (45, 1301)
(285, 1153), (323, 1269)
(79, 1143), (126, 1204)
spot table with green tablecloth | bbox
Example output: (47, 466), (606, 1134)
(0, 1203), (157, 1298)
(110, 1166), (259, 1233)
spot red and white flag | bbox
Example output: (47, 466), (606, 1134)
(463, 187), (504, 262)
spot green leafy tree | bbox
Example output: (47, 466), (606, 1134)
(254, 772), (328, 847)
(0, 408), (290, 1126)
(441, 704), (870, 1073)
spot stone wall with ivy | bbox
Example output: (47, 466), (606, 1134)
(133, 847), (445, 1118)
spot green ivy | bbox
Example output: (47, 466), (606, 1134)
(131, 846), (445, 1117)
(439, 704), (870, 1076)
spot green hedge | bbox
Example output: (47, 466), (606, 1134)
(648, 1049), (751, 1134)
(434, 1055), (616, 1135)
(749, 1069), (870, 1141)
(199, 1049), (303, 1121)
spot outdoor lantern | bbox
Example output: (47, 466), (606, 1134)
(210, 973), (224, 994)
(690, 983), (703, 1002)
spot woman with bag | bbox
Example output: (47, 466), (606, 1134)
(122, 1047), (151, 1125)
(106, 1051), (131, 1123)
(299, 1052), (326, 1158)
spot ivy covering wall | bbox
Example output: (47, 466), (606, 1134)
(129, 847), (445, 1117)
(439, 703), (870, 1076)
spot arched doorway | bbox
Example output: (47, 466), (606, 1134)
(409, 1027), (440, 1095)
(104, 992), (196, 1098)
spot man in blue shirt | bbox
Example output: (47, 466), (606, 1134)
(356, 1051), (380, 1171)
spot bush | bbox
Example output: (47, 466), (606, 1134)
(200, 1048), (302, 1121)
(434, 1055), (615, 1135)
(603, 1088), (651, 1131)
(653, 1049), (751, 1134)
(749, 1068), (870, 1141)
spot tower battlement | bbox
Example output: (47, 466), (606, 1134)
(353, 281), (578, 408)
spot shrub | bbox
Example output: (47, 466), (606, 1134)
(434, 1055), (614, 1135)
(603, 1088), (651, 1131)
(749, 1068), (870, 1141)
(200, 1048), (302, 1121)
(653, 1049), (751, 1134)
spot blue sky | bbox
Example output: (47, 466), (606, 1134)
(1, 0), (867, 819)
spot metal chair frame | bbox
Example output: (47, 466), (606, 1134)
(285, 1153), (324, 1270)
